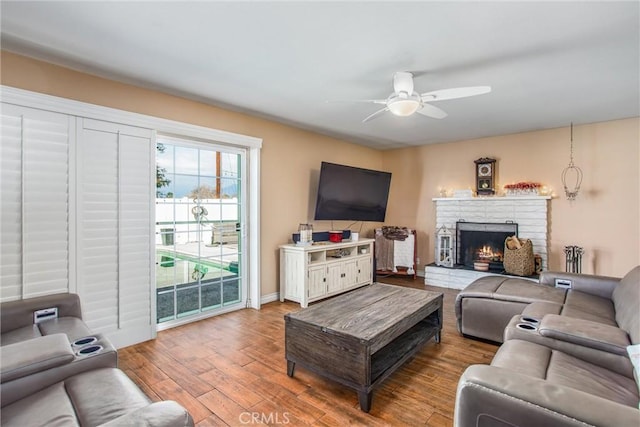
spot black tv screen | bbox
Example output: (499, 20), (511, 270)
(314, 162), (392, 222)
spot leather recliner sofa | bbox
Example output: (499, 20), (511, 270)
(454, 266), (640, 427)
(1, 292), (93, 345)
(1, 293), (119, 405)
(0, 293), (194, 427)
(2, 361), (194, 426)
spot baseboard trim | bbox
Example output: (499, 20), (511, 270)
(261, 292), (279, 305)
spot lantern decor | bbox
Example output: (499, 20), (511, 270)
(435, 225), (454, 267)
(565, 245), (584, 273)
(561, 123), (583, 201)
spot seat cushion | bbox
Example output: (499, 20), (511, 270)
(37, 317), (93, 342)
(66, 368), (151, 426)
(1, 334), (74, 384)
(2, 368), (151, 427)
(494, 280), (566, 304)
(521, 301), (563, 320)
(1, 317), (93, 346)
(1, 382), (80, 426)
(1, 325), (42, 346)
(492, 340), (639, 408)
(0, 293), (83, 335)
(561, 291), (617, 326)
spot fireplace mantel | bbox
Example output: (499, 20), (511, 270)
(432, 196), (552, 201)
(426, 195), (551, 289)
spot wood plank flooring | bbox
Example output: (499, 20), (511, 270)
(118, 277), (498, 426)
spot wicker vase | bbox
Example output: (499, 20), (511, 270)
(503, 238), (535, 276)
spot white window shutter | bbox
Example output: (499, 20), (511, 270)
(1, 105), (73, 301)
(77, 118), (154, 347)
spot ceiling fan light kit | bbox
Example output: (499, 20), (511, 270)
(388, 95), (421, 116)
(356, 71), (491, 123)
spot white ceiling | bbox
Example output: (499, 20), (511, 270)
(1, 1), (638, 150)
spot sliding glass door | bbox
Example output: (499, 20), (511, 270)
(155, 137), (245, 326)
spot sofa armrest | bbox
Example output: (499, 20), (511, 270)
(1, 293), (83, 333)
(0, 334), (74, 383)
(539, 271), (620, 299)
(455, 365), (640, 427)
(99, 401), (194, 427)
(504, 315), (633, 377)
(539, 314), (630, 355)
(1, 334), (117, 407)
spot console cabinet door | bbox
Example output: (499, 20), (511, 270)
(341, 259), (359, 289)
(326, 262), (343, 294)
(357, 257), (373, 284)
(281, 250), (304, 302)
(308, 265), (327, 300)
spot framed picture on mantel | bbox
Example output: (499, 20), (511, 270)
(474, 158), (496, 195)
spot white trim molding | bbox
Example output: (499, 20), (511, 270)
(1, 86), (263, 149)
(261, 292), (280, 305)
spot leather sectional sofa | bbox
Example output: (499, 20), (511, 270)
(454, 266), (640, 427)
(2, 292), (93, 345)
(0, 293), (194, 427)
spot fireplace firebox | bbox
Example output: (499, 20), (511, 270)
(456, 222), (518, 271)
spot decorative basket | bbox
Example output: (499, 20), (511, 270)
(503, 237), (535, 276)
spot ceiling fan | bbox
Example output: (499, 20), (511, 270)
(356, 72), (491, 123)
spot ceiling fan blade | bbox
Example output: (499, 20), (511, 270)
(421, 86), (491, 102)
(325, 99), (387, 105)
(362, 107), (389, 123)
(416, 103), (448, 119)
(393, 72), (414, 95)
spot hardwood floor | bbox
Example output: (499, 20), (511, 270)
(119, 277), (498, 426)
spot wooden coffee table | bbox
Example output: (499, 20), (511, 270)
(284, 283), (443, 412)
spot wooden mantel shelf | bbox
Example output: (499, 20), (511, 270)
(432, 195), (552, 201)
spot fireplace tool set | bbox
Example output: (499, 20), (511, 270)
(564, 245), (584, 273)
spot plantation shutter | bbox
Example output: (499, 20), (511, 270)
(77, 118), (154, 348)
(0, 104), (74, 301)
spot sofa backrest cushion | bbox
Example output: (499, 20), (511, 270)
(1, 294), (82, 334)
(612, 266), (640, 344)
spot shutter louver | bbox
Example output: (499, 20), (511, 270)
(1, 105), (71, 301)
(78, 127), (119, 332)
(119, 133), (152, 329)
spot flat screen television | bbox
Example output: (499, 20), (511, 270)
(313, 162), (392, 222)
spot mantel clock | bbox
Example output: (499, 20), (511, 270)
(474, 158), (496, 196)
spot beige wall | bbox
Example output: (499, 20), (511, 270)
(383, 119), (640, 277)
(0, 51), (383, 298)
(3, 51), (638, 293)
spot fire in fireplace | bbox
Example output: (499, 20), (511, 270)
(456, 222), (518, 271)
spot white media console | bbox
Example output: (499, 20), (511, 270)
(279, 238), (374, 307)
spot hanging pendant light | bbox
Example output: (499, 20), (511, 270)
(561, 123), (583, 201)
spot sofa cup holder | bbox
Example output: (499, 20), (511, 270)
(72, 336), (98, 347)
(516, 323), (538, 332)
(520, 316), (540, 325)
(75, 344), (103, 357)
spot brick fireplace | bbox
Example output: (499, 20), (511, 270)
(426, 195), (551, 289)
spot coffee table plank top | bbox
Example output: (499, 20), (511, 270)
(285, 283), (443, 412)
(286, 283), (442, 344)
